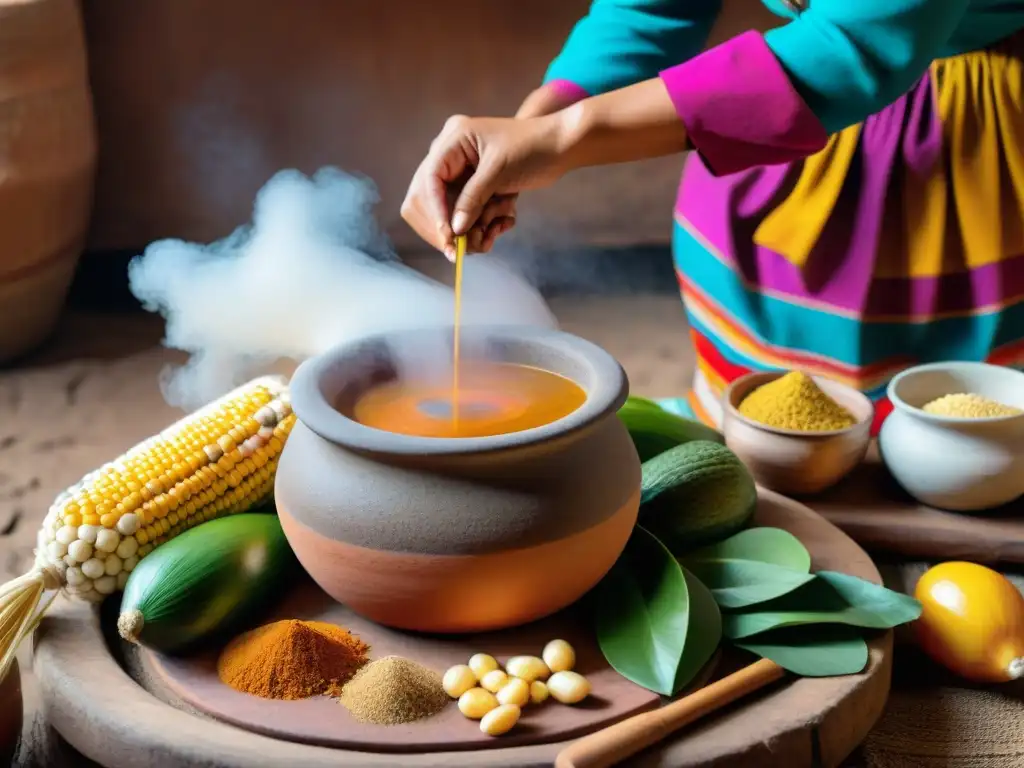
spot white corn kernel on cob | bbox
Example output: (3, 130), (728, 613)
(34, 376), (295, 603)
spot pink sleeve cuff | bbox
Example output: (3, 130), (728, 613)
(545, 79), (591, 105)
(658, 31), (828, 176)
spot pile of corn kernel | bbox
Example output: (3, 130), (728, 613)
(442, 639), (591, 737)
(922, 393), (1022, 419)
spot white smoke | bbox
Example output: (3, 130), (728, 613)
(128, 167), (556, 408)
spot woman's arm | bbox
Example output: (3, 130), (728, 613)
(653, 0), (970, 175)
(764, 0), (969, 135)
(456, 0), (720, 251)
(516, 82), (591, 119)
(556, 79), (691, 172)
(403, 0), (973, 251)
(541, 0), (722, 99)
(461, 83), (595, 253)
(517, 1), (721, 119)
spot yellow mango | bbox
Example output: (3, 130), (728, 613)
(914, 561), (1024, 683)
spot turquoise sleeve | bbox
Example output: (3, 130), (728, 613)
(543, 0), (722, 96)
(764, 0), (971, 134)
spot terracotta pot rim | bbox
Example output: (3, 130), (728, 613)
(290, 325), (628, 456)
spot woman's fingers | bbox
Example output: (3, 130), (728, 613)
(401, 129), (472, 259)
(466, 224), (487, 254)
(471, 194), (518, 250)
(467, 194), (517, 253)
(480, 216), (516, 252)
(427, 172), (456, 259)
(451, 157), (504, 236)
(400, 190), (436, 250)
(478, 194), (517, 230)
(462, 211), (516, 255)
(402, 112), (565, 256)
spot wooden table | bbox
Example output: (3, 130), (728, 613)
(29, 490), (890, 768)
(810, 445), (1024, 565)
(6, 308), (1024, 766)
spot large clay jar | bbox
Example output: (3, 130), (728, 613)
(276, 327), (641, 633)
(0, 659), (22, 765)
(0, 0), (96, 361)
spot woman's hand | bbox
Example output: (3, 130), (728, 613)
(460, 85), (594, 255)
(441, 86), (589, 257)
(401, 77), (689, 259)
(401, 113), (568, 261)
(443, 86), (591, 257)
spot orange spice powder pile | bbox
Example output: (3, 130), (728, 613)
(217, 619), (370, 700)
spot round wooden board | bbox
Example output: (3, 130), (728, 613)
(146, 587), (660, 752)
(33, 488), (893, 768)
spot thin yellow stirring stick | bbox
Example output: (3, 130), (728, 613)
(452, 234), (467, 431)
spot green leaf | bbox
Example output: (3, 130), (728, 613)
(680, 557), (816, 609)
(734, 625), (869, 677)
(593, 527), (721, 696)
(722, 573), (923, 640)
(816, 571), (923, 624)
(623, 395), (666, 411)
(593, 527), (688, 695)
(674, 566), (722, 692)
(685, 527), (811, 572)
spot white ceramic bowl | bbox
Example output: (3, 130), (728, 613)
(879, 362), (1024, 511)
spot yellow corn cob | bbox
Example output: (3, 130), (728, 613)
(34, 376), (295, 603)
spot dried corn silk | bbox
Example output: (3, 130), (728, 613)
(922, 393), (1022, 418)
(739, 371), (856, 431)
(218, 619), (369, 700)
(340, 656), (448, 724)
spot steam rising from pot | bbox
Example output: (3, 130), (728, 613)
(128, 167), (556, 409)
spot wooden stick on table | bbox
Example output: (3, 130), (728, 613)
(555, 659), (787, 768)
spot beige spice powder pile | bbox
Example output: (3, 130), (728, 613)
(339, 655), (449, 725)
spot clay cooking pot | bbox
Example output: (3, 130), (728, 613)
(276, 326), (641, 633)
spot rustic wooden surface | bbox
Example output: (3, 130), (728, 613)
(4, 302), (1024, 767)
(146, 583), (661, 753)
(34, 488), (891, 767)
(1, 299), (698, 768)
(810, 445), (1024, 565)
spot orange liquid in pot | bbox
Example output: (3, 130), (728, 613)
(352, 363), (587, 438)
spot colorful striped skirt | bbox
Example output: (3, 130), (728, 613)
(674, 30), (1024, 434)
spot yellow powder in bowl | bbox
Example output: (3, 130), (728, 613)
(921, 393), (1022, 418)
(739, 371), (857, 432)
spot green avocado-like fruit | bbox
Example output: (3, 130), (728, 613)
(639, 441), (756, 552)
(117, 512), (297, 654)
(617, 396), (724, 462)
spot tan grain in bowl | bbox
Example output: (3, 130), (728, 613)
(722, 372), (874, 495)
(879, 361), (1024, 511)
